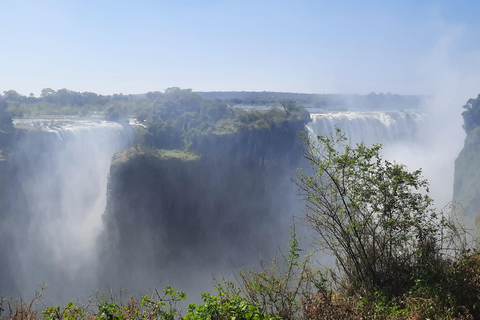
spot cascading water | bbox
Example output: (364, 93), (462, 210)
(305, 109), (460, 209)
(3, 119), (133, 300)
(307, 110), (425, 146)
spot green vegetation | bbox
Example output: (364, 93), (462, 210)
(196, 91), (422, 111)
(0, 97), (13, 152)
(1, 88), (421, 121)
(112, 148), (199, 166)
(1, 285), (279, 320)
(298, 129), (446, 296)
(455, 94), (480, 232)
(294, 129), (479, 319)
(132, 89), (309, 152)
(1, 88), (310, 160)
(462, 94), (480, 133)
(454, 126), (480, 218)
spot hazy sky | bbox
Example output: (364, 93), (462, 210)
(1, 0), (480, 97)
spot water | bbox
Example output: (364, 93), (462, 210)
(307, 110), (425, 146)
(305, 109), (459, 208)
(3, 119), (133, 300)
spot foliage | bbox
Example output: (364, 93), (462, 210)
(2, 286), (280, 320)
(112, 147), (199, 166)
(0, 97), (13, 150)
(296, 128), (461, 298)
(462, 94), (480, 133)
(1, 89), (134, 119)
(214, 222), (327, 320)
(278, 99), (298, 116)
(185, 292), (279, 320)
(42, 301), (86, 320)
(454, 118), (480, 221)
(196, 91), (422, 111)
(132, 88), (233, 150)
(3, 249), (480, 319)
(133, 88), (309, 151)
(1, 87), (310, 153)
(0, 98), (13, 133)
(1, 88), (421, 121)
(405, 248), (480, 319)
(1, 284), (47, 320)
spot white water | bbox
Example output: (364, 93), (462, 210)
(9, 119), (132, 298)
(307, 110), (425, 146)
(306, 110), (457, 208)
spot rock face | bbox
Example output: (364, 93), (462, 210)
(99, 121), (307, 294)
(0, 158), (15, 291)
(454, 127), (480, 234)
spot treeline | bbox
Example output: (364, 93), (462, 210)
(1, 88), (147, 118)
(0, 98), (13, 154)
(0, 88), (310, 152)
(196, 91), (422, 110)
(2, 88), (135, 107)
(0, 87), (420, 154)
(0, 88), (422, 118)
(133, 88), (310, 151)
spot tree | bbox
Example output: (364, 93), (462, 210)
(3, 90), (24, 102)
(278, 99), (296, 116)
(0, 98), (13, 132)
(296, 129), (454, 296)
(0, 97), (13, 149)
(40, 88), (56, 103)
(462, 94), (480, 133)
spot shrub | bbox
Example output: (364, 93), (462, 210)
(296, 128), (464, 299)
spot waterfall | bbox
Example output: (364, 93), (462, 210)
(4, 119), (133, 300)
(305, 109), (461, 209)
(307, 110), (425, 146)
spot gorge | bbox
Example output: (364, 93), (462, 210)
(0, 88), (472, 310)
(1, 105), (462, 305)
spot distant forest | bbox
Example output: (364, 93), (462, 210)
(0, 88), (312, 152)
(196, 91), (422, 110)
(0, 88), (422, 116)
(0, 88), (422, 153)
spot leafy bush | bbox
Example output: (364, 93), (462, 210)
(296, 129), (466, 299)
(185, 292), (280, 320)
(213, 222), (327, 320)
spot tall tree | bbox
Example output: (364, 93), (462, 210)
(296, 129), (456, 296)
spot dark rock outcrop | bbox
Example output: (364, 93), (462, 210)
(99, 121), (307, 293)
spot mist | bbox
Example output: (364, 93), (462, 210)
(0, 120), (133, 301)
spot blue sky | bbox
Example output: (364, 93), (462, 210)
(1, 0), (480, 97)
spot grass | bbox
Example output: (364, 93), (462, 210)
(112, 147), (199, 166)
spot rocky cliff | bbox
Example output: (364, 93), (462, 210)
(99, 120), (307, 293)
(454, 95), (480, 236)
(454, 127), (480, 230)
